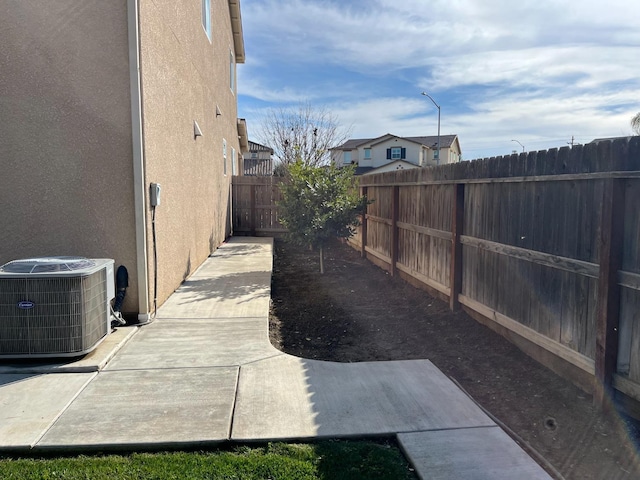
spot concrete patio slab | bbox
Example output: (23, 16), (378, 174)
(231, 355), (495, 441)
(398, 426), (552, 479)
(201, 238), (273, 273)
(0, 326), (139, 374)
(0, 372), (95, 449)
(156, 273), (271, 319)
(37, 367), (238, 449)
(105, 318), (282, 370)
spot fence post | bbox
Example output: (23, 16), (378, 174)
(390, 186), (399, 276)
(594, 178), (625, 408)
(449, 183), (465, 310)
(361, 186), (368, 258)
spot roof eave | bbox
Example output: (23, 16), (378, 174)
(228, 0), (245, 63)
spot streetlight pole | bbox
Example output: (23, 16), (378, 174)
(421, 92), (440, 165)
(511, 139), (525, 153)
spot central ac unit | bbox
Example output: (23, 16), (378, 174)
(0, 257), (115, 358)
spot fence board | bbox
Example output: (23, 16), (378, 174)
(231, 177), (287, 235)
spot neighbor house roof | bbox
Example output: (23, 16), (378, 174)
(333, 134), (458, 150)
(248, 140), (274, 154)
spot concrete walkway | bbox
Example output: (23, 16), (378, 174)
(0, 237), (551, 479)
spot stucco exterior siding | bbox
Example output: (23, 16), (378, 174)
(0, 0), (244, 318)
(138, 0), (240, 309)
(0, 1), (140, 312)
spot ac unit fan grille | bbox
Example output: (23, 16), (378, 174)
(0, 269), (108, 355)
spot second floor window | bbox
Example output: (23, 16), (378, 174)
(364, 148), (371, 159)
(388, 147), (406, 160)
(344, 151), (352, 164)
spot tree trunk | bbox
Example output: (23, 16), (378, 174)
(319, 245), (324, 274)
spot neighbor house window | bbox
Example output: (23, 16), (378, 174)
(386, 147), (406, 160)
(231, 147), (237, 175)
(202, 0), (211, 41)
(230, 50), (235, 92)
(343, 151), (352, 165)
(364, 148), (371, 159)
(223, 139), (227, 175)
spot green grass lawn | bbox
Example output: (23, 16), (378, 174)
(0, 441), (417, 479)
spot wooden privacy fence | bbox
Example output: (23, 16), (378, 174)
(230, 138), (640, 409)
(231, 176), (287, 236)
(353, 137), (640, 408)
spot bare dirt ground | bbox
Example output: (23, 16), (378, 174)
(268, 238), (640, 480)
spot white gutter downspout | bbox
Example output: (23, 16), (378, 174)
(127, 0), (150, 322)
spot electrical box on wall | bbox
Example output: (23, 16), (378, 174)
(150, 183), (161, 206)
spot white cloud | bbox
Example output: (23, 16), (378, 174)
(239, 0), (640, 158)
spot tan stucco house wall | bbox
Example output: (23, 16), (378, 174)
(0, 0), (245, 321)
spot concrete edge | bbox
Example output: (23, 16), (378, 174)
(31, 372), (99, 449)
(0, 327), (140, 374)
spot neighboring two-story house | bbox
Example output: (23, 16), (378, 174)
(242, 141), (274, 176)
(0, 0), (247, 321)
(331, 134), (462, 174)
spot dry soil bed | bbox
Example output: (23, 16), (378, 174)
(269, 238), (640, 480)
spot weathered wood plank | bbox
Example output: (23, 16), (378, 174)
(625, 287), (640, 383)
(365, 214), (393, 226)
(364, 246), (392, 265)
(617, 287), (638, 377)
(396, 222), (452, 241)
(390, 186), (399, 276)
(595, 178), (626, 406)
(358, 170), (640, 188)
(459, 295), (595, 374)
(396, 262), (450, 296)
(449, 184), (464, 310)
(460, 236), (599, 278)
(619, 271), (640, 291)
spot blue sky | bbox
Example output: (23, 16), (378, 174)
(237, 0), (640, 160)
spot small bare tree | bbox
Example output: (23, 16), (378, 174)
(632, 112), (640, 135)
(257, 102), (350, 168)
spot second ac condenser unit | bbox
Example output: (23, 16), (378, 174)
(0, 257), (115, 358)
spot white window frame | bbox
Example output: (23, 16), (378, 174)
(223, 139), (227, 176)
(202, 0), (211, 41)
(343, 151), (352, 165)
(391, 147), (402, 160)
(364, 148), (371, 159)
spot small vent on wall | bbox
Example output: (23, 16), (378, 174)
(194, 121), (203, 139)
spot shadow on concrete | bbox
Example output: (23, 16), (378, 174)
(176, 271), (270, 304)
(0, 373), (40, 387)
(211, 242), (268, 258)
